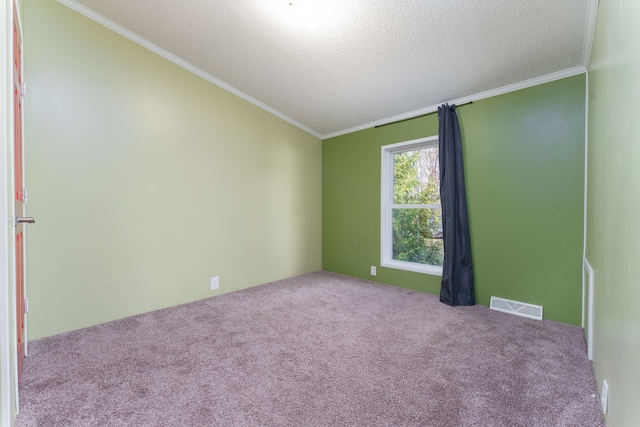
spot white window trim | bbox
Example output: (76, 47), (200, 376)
(380, 135), (443, 276)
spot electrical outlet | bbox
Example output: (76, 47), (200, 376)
(370, 266), (376, 276)
(601, 379), (609, 414)
(210, 276), (219, 290)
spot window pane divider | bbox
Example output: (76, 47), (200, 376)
(392, 204), (441, 209)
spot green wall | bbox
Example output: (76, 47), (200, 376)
(323, 75), (586, 325)
(23, 0), (322, 339)
(587, 0), (640, 425)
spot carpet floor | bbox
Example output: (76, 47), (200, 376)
(16, 271), (604, 426)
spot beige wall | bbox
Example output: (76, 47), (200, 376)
(23, 0), (322, 339)
(587, 0), (640, 425)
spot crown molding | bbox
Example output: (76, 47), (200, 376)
(56, 0), (323, 139)
(322, 66), (587, 140)
(583, 0), (599, 69)
(56, 0), (590, 143)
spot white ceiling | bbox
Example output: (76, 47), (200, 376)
(59, 0), (598, 139)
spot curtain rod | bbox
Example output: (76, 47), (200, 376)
(375, 101), (474, 129)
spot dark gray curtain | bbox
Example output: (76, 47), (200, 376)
(438, 104), (475, 306)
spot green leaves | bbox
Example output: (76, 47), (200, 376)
(392, 149), (443, 266)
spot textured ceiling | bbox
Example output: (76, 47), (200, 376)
(60, 0), (595, 138)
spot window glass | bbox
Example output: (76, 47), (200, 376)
(381, 136), (443, 275)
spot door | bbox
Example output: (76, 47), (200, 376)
(13, 4), (26, 383)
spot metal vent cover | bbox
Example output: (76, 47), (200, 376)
(490, 296), (543, 321)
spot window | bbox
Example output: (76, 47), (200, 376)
(381, 136), (443, 275)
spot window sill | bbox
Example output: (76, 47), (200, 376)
(381, 259), (443, 276)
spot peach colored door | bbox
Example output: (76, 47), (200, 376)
(13, 5), (25, 383)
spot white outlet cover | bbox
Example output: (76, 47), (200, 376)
(601, 379), (609, 414)
(211, 276), (219, 290)
(370, 266), (376, 276)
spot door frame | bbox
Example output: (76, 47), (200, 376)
(1, 0), (22, 423)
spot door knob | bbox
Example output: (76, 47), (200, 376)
(15, 216), (35, 225)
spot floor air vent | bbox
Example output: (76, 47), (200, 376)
(490, 296), (543, 321)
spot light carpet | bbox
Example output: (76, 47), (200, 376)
(16, 271), (605, 426)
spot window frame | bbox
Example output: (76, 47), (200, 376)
(380, 135), (443, 276)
